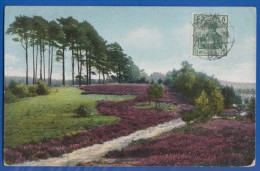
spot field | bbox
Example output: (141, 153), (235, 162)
(4, 84), (191, 164)
(86, 119), (255, 166)
(4, 87), (134, 148)
(4, 84), (255, 166)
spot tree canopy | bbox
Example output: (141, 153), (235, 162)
(6, 15), (145, 85)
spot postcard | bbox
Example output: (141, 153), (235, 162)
(2, 4), (257, 168)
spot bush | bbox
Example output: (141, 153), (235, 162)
(181, 111), (195, 122)
(12, 84), (29, 98)
(36, 80), (50, 95)
(147, 83), (164, 109)
(74, 104), (92, 117)
(8, 80), (18, 90)
(28, 85), (37, 94)
(4, 90), (17, 103)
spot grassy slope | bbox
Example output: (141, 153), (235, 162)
(4, 87), (134, 148)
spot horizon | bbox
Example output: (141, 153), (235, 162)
(4, 6), (256, 83)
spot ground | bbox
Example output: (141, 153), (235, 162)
(4, 84), (255, 166)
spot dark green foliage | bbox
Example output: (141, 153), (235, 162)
(147, 83), (164, 108)
(181, 111), (196, 122)
(28, 85), (37, 94)
(8, 80), (18, 90)
(36, 80), (50, 95)
(4, 90), (17, 103)
(74, 104), (91, 117)
(166, 61), (225, 121)
(12, 84), (29, 98)
(166, 61), (222, 104)
(221, 86), (242, 108)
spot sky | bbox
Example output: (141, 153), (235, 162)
(4, 6), (256, 83)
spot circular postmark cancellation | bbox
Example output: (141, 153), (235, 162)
(192, 13), (234, 60)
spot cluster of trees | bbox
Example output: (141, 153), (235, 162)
(7, 15), (143, 86)
(165, 61), (242, 122)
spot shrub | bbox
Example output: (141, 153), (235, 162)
(74, 104), (92, 117)
(36, 80), (50, 95)
(4, 90), (17, 103)
(8, 80), (18, 90)
(28, 85), (37, 94)
(181, 111), (195, 122)
(12, 84), (29, 98)
(147, 83), (164, 109)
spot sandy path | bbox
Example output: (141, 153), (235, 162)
(14, 118), (186, 166)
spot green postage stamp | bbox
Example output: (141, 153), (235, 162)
(192, 14), (229, 58)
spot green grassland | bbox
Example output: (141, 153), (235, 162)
(4, 87), (135, 148)
(135, 102), (178, 111)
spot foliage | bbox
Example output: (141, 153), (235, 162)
(7, 15), (145, 86)
(74, 104), (92, 117)
(245, 96), (255, 113)
(4, 90), (17, 103)
(12, 84), (29, 98)
(147, 83), (164, 108)
(181, 111), (195, 122)
(166, 61), (221, 104)
(221, 86), (242, 108)
(194, 90), (211, 121)
(8, 80), (18, 90)
(36, 80), (50, 95)
(209, 88), (224, 115)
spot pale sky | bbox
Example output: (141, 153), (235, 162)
(4, 6), (256, 83)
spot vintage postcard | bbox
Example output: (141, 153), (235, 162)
(3, 5), (256, 168)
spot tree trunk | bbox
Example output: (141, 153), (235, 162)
(71, 46), (75, 86)
(48, 43), (51, 85)
(62, 46), (65, 86)
(118, 65), (121, 83)
(102, 68), (105, 84)
(79, 49), (82, 86)
(50, 45), (54, 86)
(40, 41), (42, 80)
(88, 53), (91, 85)
(43, 43), (46, 83)
(36, 45), (38, 82)
(25, 37), (28, 85)
(99, 70), (101, 84)
(32, 38), (35, 84)
(85, 49), (89, 85)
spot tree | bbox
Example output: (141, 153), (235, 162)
(6, 15), (32, 85)
(147, 83), (164, 109)
(33, 16), (48, 82)
(107, 42), (129, 83)
(57, 17), (80, 86)
(209, 88), (224, 115)
(221, 85), (242, 108)
(47, 20), (60, 85)
(56, 19), (69, 86)
(194, 90), (211, 121)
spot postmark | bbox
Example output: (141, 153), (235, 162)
(192, 13), (232, 60)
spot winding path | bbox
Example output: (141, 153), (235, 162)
(14, 118), (186, 166)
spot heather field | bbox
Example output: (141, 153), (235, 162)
(4, 84), (255, 166)
(91, 119), (255, 166)
(4, 84), (192, 164)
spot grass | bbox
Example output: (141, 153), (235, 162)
(135, 102), (178, 111)
(4, 87), (135, 148)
